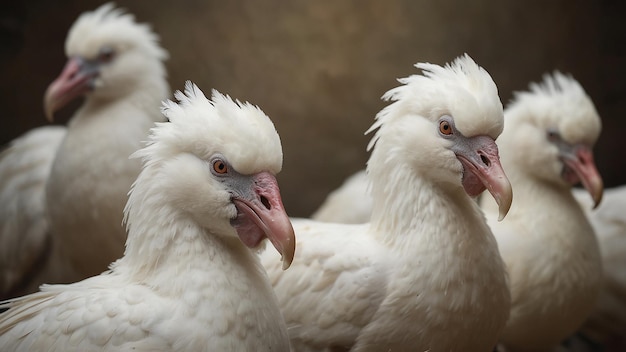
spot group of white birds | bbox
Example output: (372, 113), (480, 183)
(0, 3), (623, 352)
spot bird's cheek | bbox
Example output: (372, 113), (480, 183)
(460, 168), (487, 197)
(230, 209), (265, 248)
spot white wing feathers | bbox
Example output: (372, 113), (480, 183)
(0, 126), (66, 298)
(0, 275), (174, 351)
(260, 219), (388, 350)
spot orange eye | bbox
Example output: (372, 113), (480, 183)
(213, 160), (228, 174)
(439, 120), (453, 135)
(98, 46), (115, 63)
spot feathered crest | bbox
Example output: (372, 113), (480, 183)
(366, 54), (503, 152)
(159, 81), (208, 121)
(506, 71), (601, 143)
(510, 71), (589, 108)
(66, 2), (168, 60)
(135, 81), (283, 175)
(159, 81), (266, 126)
(79, 3), (127, 25)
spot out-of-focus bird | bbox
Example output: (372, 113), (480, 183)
(479, 72), (604, 352)
(0, 3), (169, 299)
(0, 127), (66, 298)
(571, 185), (626, 352)
(0, 82), (296, 351)
(311, 169), (371, 224)
(261, 54), (513, 352)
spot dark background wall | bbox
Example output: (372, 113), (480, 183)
(1, 0), (625, 217)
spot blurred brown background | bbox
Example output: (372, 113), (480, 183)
(1, 0), (625, 217)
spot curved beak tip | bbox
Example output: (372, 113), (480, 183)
(281, 240), (295, 270)
(496, 183), (513, 221)
(276, 225), (296, 270)
(590, 180), (604, 210)
(43, 96), (55, 122)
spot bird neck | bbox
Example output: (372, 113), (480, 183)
(368, 164), (488, 247)
(115, 173), (266, 296)
(501, 155), (580, 211)
(484, 164), (591, 231)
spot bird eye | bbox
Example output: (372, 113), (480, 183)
(547, 130), (560, 142)
(439, 120), (453, 135)
(213, 160), (228, 174)
(98, 46), (115, 63)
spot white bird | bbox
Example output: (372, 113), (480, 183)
(478, 72), (604, 352)
(0, 82), (296, 351)
(261, 54), (513, 352)
(572, 185), (626, 351)
(0, 3), (169, 299)
(0, 127), (66, 297)
(311, 169), (371, 224)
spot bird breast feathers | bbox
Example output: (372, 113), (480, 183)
(261, 220), (388, 338)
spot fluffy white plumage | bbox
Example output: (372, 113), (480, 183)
(0, 127), (66, 295)
(479, 72), (604, 351)
(311, 170), (371, 224)
(0, 82), (295, 351)
(261, 54), (513, 351)
(0, 3), (169, 299)
(573, 185), (626, 351)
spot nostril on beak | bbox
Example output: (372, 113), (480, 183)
(260, 195), (271, 210)
(480, 154), (490, 167)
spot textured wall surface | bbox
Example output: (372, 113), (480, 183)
(1, 0), (625, 216)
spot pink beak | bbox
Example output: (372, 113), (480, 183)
(456, 135), (513, 221)
(561, 145), (604, 209)
(43, 57), (98, 121)
(231, 172), (296, 270)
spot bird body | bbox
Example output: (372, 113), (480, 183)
(0, 256), (284, 351)
(46, 85), (164, 276)
(483, 178), (602, 350)
(280, 190), (508, 351)
(262, 54), (512, 351)
(479, 72), (604, 351)
(0, 83), (295, 351)
(573, 185), (626, 350)
(0, 3), (169, 298)
(0, 127), (66, 296)
(311, 170), (371, 224)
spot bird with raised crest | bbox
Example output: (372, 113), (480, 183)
(0, 82), (296, 351)
(261, 54), (513, 352)
(0, 3), (170, 299)
(479, 72), (604, 352)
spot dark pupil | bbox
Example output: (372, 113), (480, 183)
(443, 124), (449, 130)
(218, 162), (224, 170)
(100, 48), (113, 61)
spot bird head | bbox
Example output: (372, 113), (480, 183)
(126, 82), (295, 269)
(366, 54), (512, 220)
(44, 3), (168, 120)
(502, 71), (603, 208)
